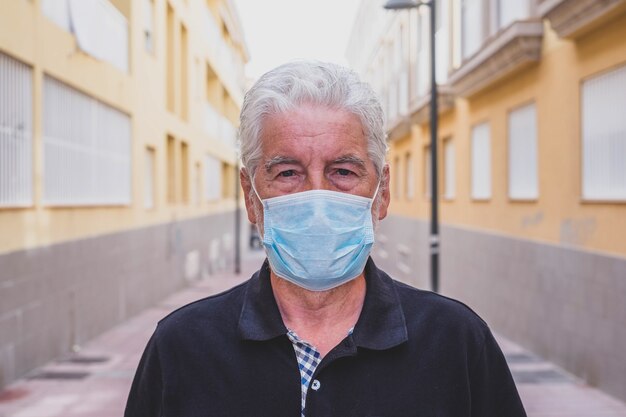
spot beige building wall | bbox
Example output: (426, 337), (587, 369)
(348, 0), (626, 402)
(0, 0), (247, 254)
(385, 12), (626, 258)
(0, 0), (249, 388)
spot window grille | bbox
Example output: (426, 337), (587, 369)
(0, 52), (33, 207)
(582, 65), (626, 200)
(508, 103), (538, 200)
(471, 122), (491, 199)
(43, 76), (131, 206)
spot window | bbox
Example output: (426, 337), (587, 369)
(43, 76), (131, 206)
(42, 0), (129, 72)
(166, 4), (175, 113)
(41, 0), (71, 31)
(180, 23), (189, 120)
(508, 103), (538, 200)
(181, 141), (189, 203)
(144, 147), (155, 209)
(166, 135), (176, 203)
(416, 11), (429, 97)
(435, 0), (450, 84)
(395, 24), (404, 73)
(582, 65), (626, 200)
(0, 52), (33, 207)
(424, 146), (431, 198)
(405, 153), (414, 200)
(398, 24), (409, 115)
(461, 0), (483, 59)
(193, 162), (202, 205)
(222, 162), (234, 199)
(393, 156), (401, 199)
(204, 154), (222, 201)
(471, 122), (492, 200)
(498, 0), (530, 30)
(443, 138), (455, 199)
(435, 0), (443, 31)
(387, 42), (398, 121)
(143, 0), (155, 53)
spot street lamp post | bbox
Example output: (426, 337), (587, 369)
(384, 0), (439, 293)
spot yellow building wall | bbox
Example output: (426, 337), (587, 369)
(388, 16), (626, 257)
(0, 0), (247, 253)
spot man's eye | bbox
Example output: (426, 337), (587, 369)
(278, 170), (296, 178)
(337, 168), (353, 176)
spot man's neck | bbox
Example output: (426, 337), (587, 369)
(270, 272), (366, 357)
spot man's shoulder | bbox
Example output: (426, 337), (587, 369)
(395, 279), (484, 318)
(154, 279), (250, 335)
(390, 277), (490, 340)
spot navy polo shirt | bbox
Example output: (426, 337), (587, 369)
(125, 258), (526, 417)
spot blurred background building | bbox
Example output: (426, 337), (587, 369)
(0, 0), (248, 388)
(347, 0), (626, 402)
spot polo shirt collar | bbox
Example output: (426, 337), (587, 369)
(237, 258), (408, 351)
(352, 257), (408, 350)
(237, 259), (287, 341)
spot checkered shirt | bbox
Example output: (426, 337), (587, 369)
(287, 328), (354, 417)
(286, 330), (322, 417)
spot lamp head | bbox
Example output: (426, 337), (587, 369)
(383, 0), (431, 9)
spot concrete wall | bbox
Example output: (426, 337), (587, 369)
(374, 214), (626, 402)
(0, 211), (239, 388)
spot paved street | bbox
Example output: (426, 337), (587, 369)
(1, 254), (626, 417)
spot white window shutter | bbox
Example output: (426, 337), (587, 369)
(471, 122), (491, 200)
(0, 52), (33, 207)
(43, 76), (131, 206)
(508, 103), (539, 200)
(582, 65), (626, 200)
(444, 139), (456, 199)
(204, 154), (222, 201)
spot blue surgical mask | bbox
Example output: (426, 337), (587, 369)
(253, 185), (379, 291)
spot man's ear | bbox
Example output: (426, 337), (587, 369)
(377, 164), (390, 221)
(240, 168), (258, 224)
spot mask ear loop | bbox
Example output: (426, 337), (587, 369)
(371, 179), (382, 202)
(249, 173), (263, 204)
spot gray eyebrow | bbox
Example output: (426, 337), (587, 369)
(264, 156), (299, 173)
(263, 154), (368, 173)
(332, 155), (367, 170)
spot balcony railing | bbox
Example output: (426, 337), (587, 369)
(449, 19), (543, 98)
(41, 0), (128, 72)
(204, 103), (237, 148)
(202, 6), (246, 98)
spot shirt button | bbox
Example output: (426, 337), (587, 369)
(311, 380), (321, 391)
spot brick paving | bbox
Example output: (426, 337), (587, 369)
(1, 254), (626, 417)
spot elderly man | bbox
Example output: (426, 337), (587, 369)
(125, 61), (526, 417)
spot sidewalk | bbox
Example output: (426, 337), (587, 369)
(1, 255), (626, 417)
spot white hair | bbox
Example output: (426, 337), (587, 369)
(238, 60), (388, 180)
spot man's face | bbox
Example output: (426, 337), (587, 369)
(241, 104), (390, 232)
